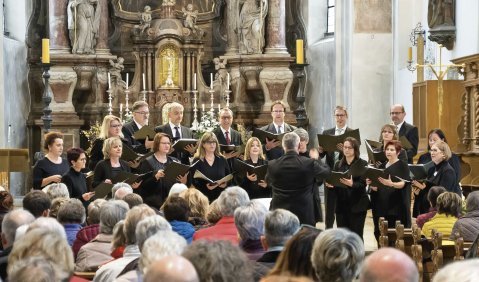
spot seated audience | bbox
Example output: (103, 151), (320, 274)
(0, 191), (14, 234)
(416, 186), (447, 228)
(206, 199), (222, 225)
(268, 225), (321, 281)
(193, 186), (250, 244)
(451, 191), (479, 241)
(22, 190), (51, 218)
(0, 210), (35, 280)
(143, 255), (199, 282)
(234, 200), (268, 261)
(28, 217), (67, 239)
(164, 195), (195, 243)
(183, 240), (253, 282)
(113, 183), (134, 200)
(432, 259), (479, 282)
(57, 198), (86, 246)
(42, 182), (70, 200)
(169, 183), (188, 196)
(123, 193), (144, 208)
(111, 220), (126, 259)
(93, 204), (156, 282)
(75, 200), (129, 272)
(311, 228), (364, 282)
(49, 197), (68, 219)
(8, 256), (65, 282)
(422, 192), (462, 239)
(179, 188), (209, 229)
(359, 247), (419, 282)
(72, 199), (107, 257)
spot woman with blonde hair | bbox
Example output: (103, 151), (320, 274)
(374, 124), (408, 166)
(237, 137), (270, 199)
(179, 188), (209, 229)
(422, 191), (462, 239)
(192, 132), (231, 202)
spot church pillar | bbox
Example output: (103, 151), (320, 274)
(225, 0), (239, 55)
(264, 0), (288, 54)
(95, 0), (110, 54)
(48, 0), (69, 53)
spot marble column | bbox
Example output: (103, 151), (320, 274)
(96, 0), (110, 54)
(264, 0), (288, 54)
(225, 0), (240, 55)
(48, 0), (70, 52)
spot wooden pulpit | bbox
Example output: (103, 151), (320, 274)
(0, 149), (30, 191)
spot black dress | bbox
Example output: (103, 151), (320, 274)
(333, 158), (370, 239)
(92, 159), (131, 189)
(88, 138), (132, 171)
(32, 157), (70, 189)
(192, 156), (231, 202)
(62, 167), (88, 205)
(370, 159), (411, 242)
(236, 158), (271, 199)
(136, 155), (180, 209)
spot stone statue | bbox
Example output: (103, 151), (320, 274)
(428, 0), (455, 28)
(67, 0), (101, 54)
(162, 0), (176, 6)
(213, 57), (229, 91)
(182, 4), (199, 33)
(239, 0), (268, 54)
(109, 57), (124, 86)
(137, 6), (152, 34)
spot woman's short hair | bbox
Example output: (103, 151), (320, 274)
(427, 128), (448, 150)
(123, 193), (144, 208)
(179, 188), (209, 219)
(123, 204), (156, 245)
(49, 197), (68, 219)
(152, 133), (171, 153)
(379, 124), (398, 142)
(135, 215), (172, 251)
(139, 230), (187, 274)
(87, 199), (107, 225)
(432, 140), (452, 160)
(427, 186), (447, 208)
(437, 192), (462, 217)
(0, 191), (14, 212)
(102, 137), (123, 159)
(385, 140), (403, 153)
(66, 147), (85, 164)
(100, 200), (130, 234)
(57, 198), (86, 224)
(206, 199), (222, 224)
(466, 191), (479, 213)
(43, 132), (63, 151)
(244, 137), (265, 160)
(339, 137), (360, 167)
(217, 186), (250, 217)
(194, 132), (222, 159)
(294, 128), (309, 143)
(42, 183), (70, 200)
(234, 200), (267, 241)
(163, 196), (190, 222)
(99, 115), (123, 139)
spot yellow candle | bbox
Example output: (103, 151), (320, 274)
(296, 39), (304, 64)
(408, 47), (412, 61)
(42, 39), (50, 64)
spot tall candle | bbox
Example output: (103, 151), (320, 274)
(193, 73), (197, 90)
(210, 73), (214, 89)
(120, 103), (123, 112)
(108, 72), (111, 89)
(218, 104), (221, 113)
(142, 73), (146, 90)
(41, 39), (50, 64)
(296, 39), (304, 64)
(126, 73), (129, 89)
(227, 73), (230, 89)
(408, 47), (413, 61)
(202, 104), (205, 112)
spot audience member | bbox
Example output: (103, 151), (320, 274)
(360, 247), (419, 282)
(206, 199), (222, 225)
(164, 195), (195, 243)
(451, 191), (479, 241)
(57, 198), (86, 246)
(143, 255), (199, 282)
(113, 183), (133, 200)
(234, 200), (268, 260)
(311, 228), (364, 282)
(8, 256), (65, 282)
(268, 226), (321, 281)
(28, 217), (67, 239)
(23, 190), (51, 218)
(111, 220), (127, 259)
(416, 186), (447, 228)
(0, 210), (35, 280)
(432, 259), (479, 282)
(422, 192), (462, 239)
(75, 200), (129, 272)
(179, 188), (209, 229)
(49, 197), (68, 219)
(169, 183), (188, 196)
(123, 193), (144, 208)
(183, 240), (253, 282)
(72, 198), (107, 257)
(0, 191), (14, 234)
(193, 186), (250, 244)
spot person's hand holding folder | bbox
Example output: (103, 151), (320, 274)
(265, 138), (281, 150)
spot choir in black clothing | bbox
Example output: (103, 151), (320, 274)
(236, 137), (270, 199)
(61, 148), (94, 206)
(121, 101), (153, 154)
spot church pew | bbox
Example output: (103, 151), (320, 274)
(430, 229), (456, 279)
(395, 222), (413, 256)
(411, 224), (424, 282)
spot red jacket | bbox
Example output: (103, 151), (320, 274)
(193, 216), (239, 244)
(72, 224), (100, 258)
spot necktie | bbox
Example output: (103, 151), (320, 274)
(174, 126), (181, 139)
(334, 128), (343, 162)
(336, 128), (343, 136)
(225, 131), (231, 145)
(278, 125), (282, 134)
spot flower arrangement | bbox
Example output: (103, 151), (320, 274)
(194, 110), (219, 139)
(80, 120), (102, 155)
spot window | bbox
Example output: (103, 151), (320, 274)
(326, 0), (335, 35)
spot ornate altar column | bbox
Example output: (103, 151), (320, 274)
(96, 0), (110, 54)
(225, 0), (240, 55)
(48, 0), (70, 53)
(264, 0), (288, 54)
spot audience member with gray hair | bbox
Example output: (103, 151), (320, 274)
(23, 190), (51, 218)
(57, 198), (86, 246)
(193, 186), (250, 244)
(311, 228), (364, 282)
(234, 200), (268, 260)
(267, 132), (330, 225)
(0, 210), (35, 280)
(113, 183), (133, 200)
(28, 217), (67, 239)
(42, 182), (70, 200)
(75, 200), (129, 272)
(360, 247), (419, 282)
(183, 240), (253, 282)
(451, 191), (479, 241)
(144, 255), (199, 282)
(123, 193), (144, 208)
(48, 197), (68, 219)
(139, 231), (187, 275)
(432, 258), (479, 282)
(8, 256), (60, 282)
(93, 204), (155, 282)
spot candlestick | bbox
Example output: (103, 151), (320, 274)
(119, 104), (123, 122)
(107, 89), (113, 115)
(108, 72), (111, 89)
(210, 73), (213, 89)
(209, 88), (215, 112)
(191, 90), (199, 130)
(296, 39), (304, 64)
(224, 89), (231, 109)
(408, 47), (412, 62)
(126, 73), (129, 89)
(141, 90), (147, 102)
(193, 73), (197, 90)
(125, 89), (131, 117)
(142, 73), (146, 90)
(227, 73), (230, 89)
(42, 39), (50, 64)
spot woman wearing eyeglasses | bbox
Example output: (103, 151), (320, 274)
(62, 148), (94, 205)
(192, 132), (231, 202)
(375, 124), (408, 167)
(136, 133), (188, 209)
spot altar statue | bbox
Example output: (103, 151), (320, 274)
(109, 57), (124, 86)
(239, 0), (268, 54)
(138, 6), (152, 34)
(67, 0), (101, 54)
(182, 4), (199, 33)
(428, 0), (455, 28)
(163, 50), (175, 87)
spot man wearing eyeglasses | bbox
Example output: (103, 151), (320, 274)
(260, 100), (296, 160)
(214, 108), (242, 158)
(122, 101), (153, 154)
(390, 104), (418, 164)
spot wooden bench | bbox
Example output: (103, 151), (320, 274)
(395, 222), (413, 256)
(430, 229), (456, 279)
(411, 224), (424, 282)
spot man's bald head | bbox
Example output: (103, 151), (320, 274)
(360, 248), (418, 282)
(144, 255), (199, 282)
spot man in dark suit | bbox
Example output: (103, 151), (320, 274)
(155, 102), (194, 164)
(390, 104), (419, 163)
(319, 106), (353, 229)
(214, 108), (242, 147)
(260, 100), (296, 160)
(267, 132), (330, 225)
(122, 101), (152, 154)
